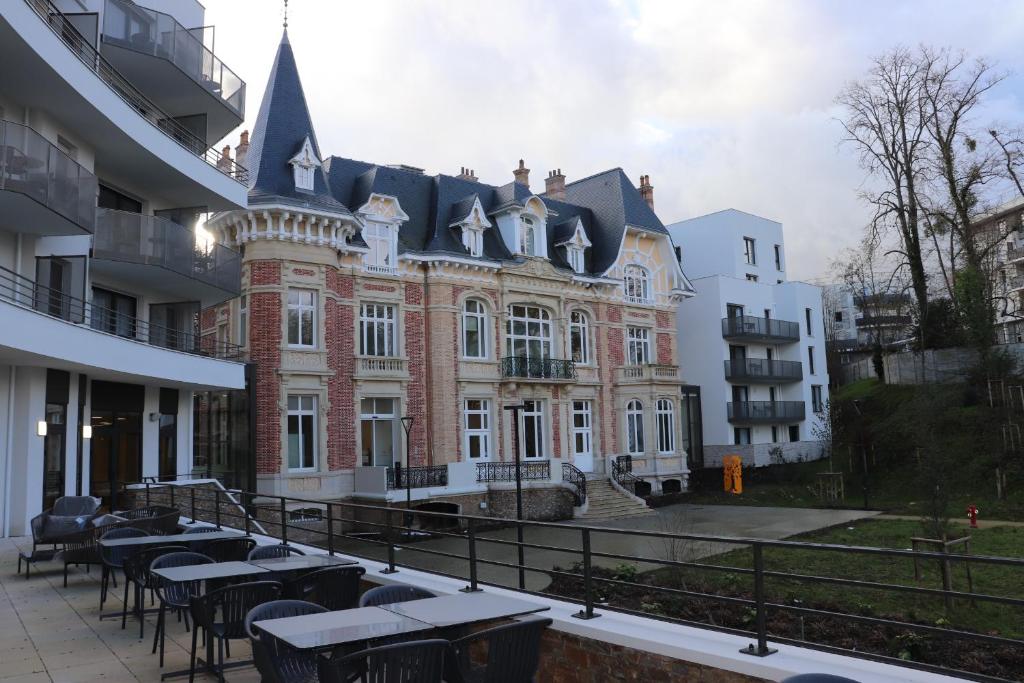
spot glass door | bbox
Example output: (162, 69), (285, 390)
(360, 398), (396, 467)
(42, 402), (67, 510)
(89, 410), (142, 510)
(571, 400), (593, 472)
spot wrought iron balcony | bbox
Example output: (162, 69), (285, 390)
(0, 120), (98, 235)
(727, 401), (806, 423)
(387, 464), (448, 490)
(724, 358), (803, 383)
(721, 315), (800, 342)
(101, 0), (245, 118)
(94, 209), (240, 297)
(500, 356), (576, 381)
(476, 461), (551, 483)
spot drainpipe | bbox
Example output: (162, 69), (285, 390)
(422, 262), (433, 466)
(2, 366), (14, 537)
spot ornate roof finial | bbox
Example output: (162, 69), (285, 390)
(283, 0), (289, 30)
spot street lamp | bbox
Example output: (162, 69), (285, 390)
(503, 403), (526, 590)
(400, 416), (414, 529)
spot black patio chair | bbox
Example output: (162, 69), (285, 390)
(358, 584), (435, 608)
(19, 495), (102, 578)
(203, 537), (257, 563)
(444, 617), (552, 683)
(188, 580), (282, 683)
(248, 544), (305, 561)
(150, 551), (214, 667)
(284, 566), (365, 611)
(183, 525), (221, 534)
(245, 599), (327, 683)
(99, 526), (149, 609)
(121, 544), (189, 638)
(57, 524), (111, 588)
(318, 639), (449, 683)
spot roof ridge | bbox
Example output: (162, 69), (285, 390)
(564, 167), (624, 188)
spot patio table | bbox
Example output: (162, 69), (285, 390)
(253, 606), (433, 651)
(150, 560), (269, 583)
(378, 591), (550, 629)
(98, 530), (247, 548)
(249, 554), (358, 572)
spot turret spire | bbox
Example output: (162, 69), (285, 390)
(283, 0), (288, 30)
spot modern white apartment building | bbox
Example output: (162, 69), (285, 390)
(0, 0), (248, 536)
(667, 209), (829, 467)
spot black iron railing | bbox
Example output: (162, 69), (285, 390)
(476, 461), (551, 482)
(0, 264), (244, 360)
(721, 315), (800, 342)
(94, 209), (240, 295)
(500, 356), (576, 380)
(23, 0), (248, 182)
(561, 463), (587, 506)
(120, 479), (1024, 683)
(611, 455), (643, 495)
(855, 314), (912, 328)
(724, 358), (803, 383)
(387, 464), (448, 490)
(0, 120), (98, 233)
(727, 401), (806, 423)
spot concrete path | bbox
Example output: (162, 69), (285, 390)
(876, 513), (1024, 528)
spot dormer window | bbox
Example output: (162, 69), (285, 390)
(463, 228), (483, 257)
(556, 218), (591, 274)
(290, 136), (320, 192)
(566, 247), (584, 273)
(364, 221), (397, 274)
(452, 199), (491, 258)
(521, 217), (536, 255)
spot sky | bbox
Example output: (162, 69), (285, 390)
(202, 0), (1024, 283)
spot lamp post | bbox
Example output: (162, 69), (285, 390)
(400, 416), (414, 529)
(503, 403), (526, 590)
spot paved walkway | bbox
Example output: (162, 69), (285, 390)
(877, 514), (1024, 529)
(0, 537), (260, 682)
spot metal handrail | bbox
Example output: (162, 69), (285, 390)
(500, 356), (576, 380)
(23, 0), (247, 183)
(611, 455), (642, 494)
(119, 479), (1024, 683)
(476, 461), (551, 482)
(723, 358), (803, 382)
(727, 401), (806, 422)
(561, 462), (587, 506)
(0, 263), (244, 360)
(721, 315), (800, 341)
(386, 464), (448, 490)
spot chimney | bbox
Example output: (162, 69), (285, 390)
(544, 169), (565, 200)
(235, 130), (249, 169)
(513, 159), (530, 188)
(217, 145), (232, 172)
(456, 166), (478, 182)
(639, 174), (654, 209)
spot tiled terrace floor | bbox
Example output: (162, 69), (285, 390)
(0, 537), (260, 682)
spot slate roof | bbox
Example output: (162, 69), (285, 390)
(246, 32), (677, 279)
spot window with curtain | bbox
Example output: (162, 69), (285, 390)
(360, 303), (396, 356)
(462, 299), (487, 359)
(287, 395), (317, 470)
(656, 398), (675, 454)
(569, 310), (590, 364)
(626, 399), (645, 455)
(627, 326), (650, 365)
(624, 265), (651, 303)
(287, 289), (316, 347)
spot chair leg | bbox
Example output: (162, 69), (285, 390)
(100, 568), (107, 609)
(188, 625), (198, 683)
(121, 580), (130, 630)
(63, 563), (68, 588)
(139, 587), (145, 640)
(224, 639), (230, 659)
(152, 603), (163, 655)
(217, 637), (225, 683)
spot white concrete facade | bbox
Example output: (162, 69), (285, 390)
(0, 1), (247, 536)
(668, 210), (829, 467)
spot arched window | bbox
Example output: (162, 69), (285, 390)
(569, 310), (590, 365)
(656, 398), (675, 454)
(506, 305), (551, 361)
(624, 265), (651, 304)
(521, 217), (536, 255)
(626, 399), (645, 455)
(462, 299), (488, 359)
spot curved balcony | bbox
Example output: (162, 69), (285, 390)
(500, 356), (576, 382)
(0, 120), (97, 236)
(724, 358), (803, 383)
(721, 315), (800, 343)
(93, 208), (240, 305)
(727, 401), (805, 424)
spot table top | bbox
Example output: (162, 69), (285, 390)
(99, 531), (246, 547)
(254, 606), (432, 651)
(379, 592), (549, 628)
(249, 554), (358, 571)
(151, 560), (270, 583)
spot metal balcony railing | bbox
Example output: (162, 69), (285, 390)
(102, 0), (245, 117)
(476, 461), (551, 483)
(386, 464), (448, 490)
(724, 358), (803, 382)
(23, 0), (247, 183)
(0, 120), (98, 232)
(500, 356), (576, 380)
(95, 209), (240, 294)
(855, 314), (912, 328)
(721, 315), (800, 342)
(0, 263), (243, 360)
(727, 401), (806, 423)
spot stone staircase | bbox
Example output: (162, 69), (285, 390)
(578, 477), (653, 520)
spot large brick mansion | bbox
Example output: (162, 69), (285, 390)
(201, 31), (695, 507)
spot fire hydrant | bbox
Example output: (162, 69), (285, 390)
(967, 504), (979, 528)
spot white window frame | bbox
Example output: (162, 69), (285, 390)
(520, 216), (536, 255)
(627, 326), (650, 366)
(463, 227), (483, 257)
(743, 237), (756, 265)
(624, 264), (652, 304)
(294, 164), (314, 191)
(566, 246), (584, 273)
(360, 397), (398, 467)
(463, 399), (492, 460)
(506, 305), (552, 361)
(522, 399), (546, 459)
(462, 299), (488, 359)
(569, 310), (590, 365)
(360, 303), (396, 357)
(363, 221), (398, 274)
(626, 399), (645, 455)
(287, 395), (317, 471)
(571, 400), (593, 460)
(656, 398), (675, 454)
(238, 294), (248, 348)
(287, 288), (316, 348)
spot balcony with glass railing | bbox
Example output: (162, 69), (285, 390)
(724, 358), (803, 383)
(0, 120), (97, 236)
(93, 208), (240, 303)
(101, 0), (245, 126)
(721, 315), (800, 343)
(727, 400), (806, 423)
